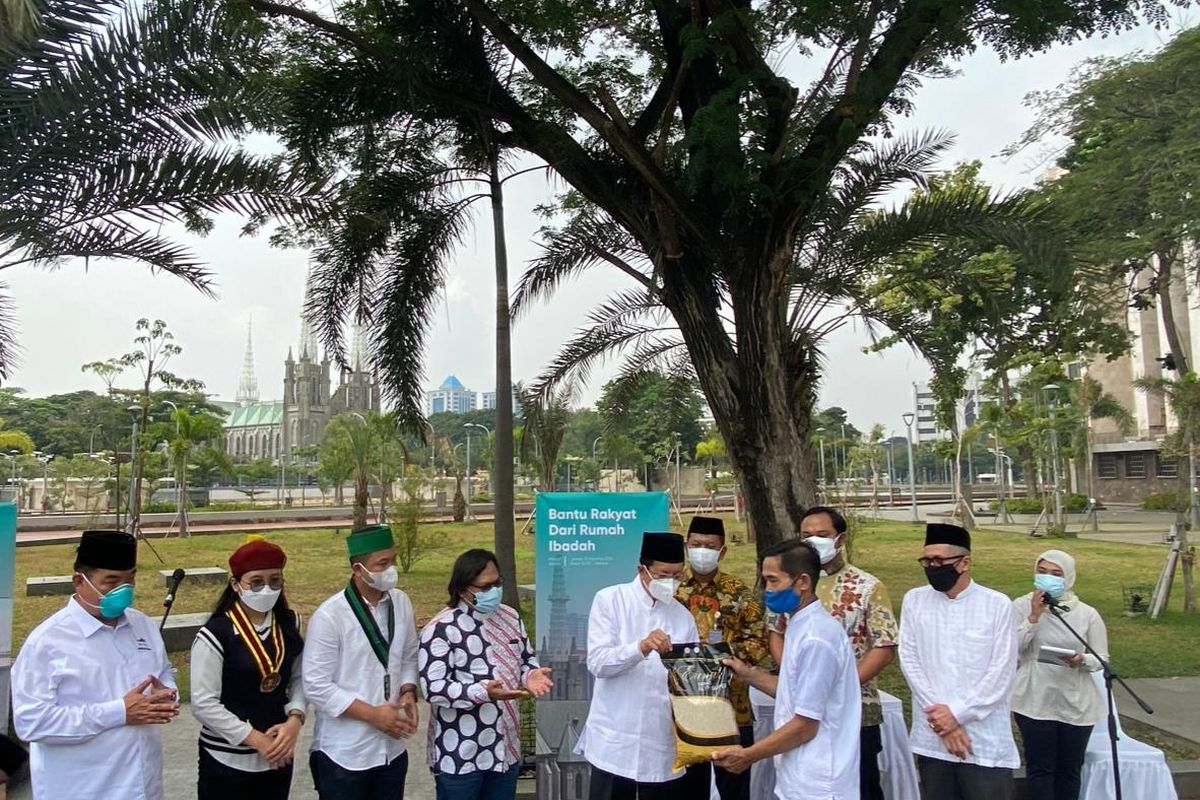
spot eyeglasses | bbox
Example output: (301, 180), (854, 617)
(917, 555), (966, 569)
(470, 579), (503, 591)
(241, 577), (286, 592)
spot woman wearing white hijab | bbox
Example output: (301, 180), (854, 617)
(1011, 549), (1109, 800)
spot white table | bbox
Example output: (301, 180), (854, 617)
(1080, 672), (1177, 800)
(748, 687), (918, 800)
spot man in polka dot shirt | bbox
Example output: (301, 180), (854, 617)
(419, 549), (553, 799)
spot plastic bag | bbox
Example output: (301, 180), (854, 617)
(661, 642), (740, 769)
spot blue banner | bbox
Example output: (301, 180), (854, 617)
(533, 492), (669, 798)
(1, 502), (16, 729)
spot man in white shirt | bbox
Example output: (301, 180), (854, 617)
(11, 530), (180, 800)
(303, 525), (420, 799)
(578, 531), (707, 800)
(899, 523), (1019, 800)
(714, 539), (861, 800)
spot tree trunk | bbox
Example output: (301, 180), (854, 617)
(1155, 251), (1190, 373)
(488, 152), (520, 611)
(353, 473), (369, 529)
(664, 252), (819, 555)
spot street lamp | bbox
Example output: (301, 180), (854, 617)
(816, 428), (827, 495)
(592, 437), (603, 491)
(902, 413), (919, 523)
(464, 423), (489, 520)
(1043, 384), (1064, 528)
(34, 452), (52, 513)
(127, 404), (141, 533)
(672, 431), (682, 499)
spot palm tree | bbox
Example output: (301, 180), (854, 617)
(1075, 376), (1133, 505)
(695, 432), (727, 480)
(166, 409), (223, 537)
(321, 413), (383, 530)
(518, 382), (579, 492)
(0, 0), (325, 375)
(1134, 372), (1199, 613)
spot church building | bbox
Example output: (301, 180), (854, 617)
(221, 313), (380, 461)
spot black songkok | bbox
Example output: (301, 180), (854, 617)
(687, 516), (725, 540)
(924, 522), (971, 551)
(641, 531), (686, 564)
(76, 530), (137, 571)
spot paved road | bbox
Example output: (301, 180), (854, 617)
(8, 702), (437, 800)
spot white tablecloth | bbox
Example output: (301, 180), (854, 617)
(748, 687), (918, 800)
(1080, 673), (1177, 800)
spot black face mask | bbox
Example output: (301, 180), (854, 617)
(925, 564), (961, 593)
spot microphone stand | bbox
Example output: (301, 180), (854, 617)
(160, 572), (186, 632)
(1047, 602), (1153, 800)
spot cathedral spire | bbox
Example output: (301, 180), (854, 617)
(350, 320), (369, 373)
(236, 316), (260, 406)
(298, 267), (320, 361)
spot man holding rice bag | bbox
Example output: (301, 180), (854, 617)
(714, 539), (862, 799)
(577, 531), (710, 799)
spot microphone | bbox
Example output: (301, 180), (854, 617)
(1042, 592), (1062, 609)
(163, 568), (187, 608)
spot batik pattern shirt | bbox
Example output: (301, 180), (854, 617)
(677, 568), (769, 726)
(419, 602), (537, 775)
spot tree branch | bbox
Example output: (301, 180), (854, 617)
(460, 0), (711, 246)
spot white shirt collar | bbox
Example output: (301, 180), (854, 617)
(67, 595), (128, 636)
(628, 576), (655, 608)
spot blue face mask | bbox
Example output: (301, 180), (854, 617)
(82, 573), (135, 619)
(1034, 573), (1067, 599)
(472, 586), (502, 614)
(764, 585), (802, 615)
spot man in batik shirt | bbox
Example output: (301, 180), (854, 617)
(677, 516), (768, 800)
(770, 506), (899, 800)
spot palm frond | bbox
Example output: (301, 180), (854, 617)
(512, 206), (653, 320)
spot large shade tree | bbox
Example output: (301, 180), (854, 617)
(235, 0), (1176, 550)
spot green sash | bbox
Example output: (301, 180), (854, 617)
(344, 582), (395, 695)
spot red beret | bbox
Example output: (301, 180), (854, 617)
(229, 538), (287, 577)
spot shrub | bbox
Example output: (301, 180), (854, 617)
(472, 491), (493, 503)
(1144, 491), (1187, 512)
(991, 493), (1093, 514)
(142, 501), (176, 513)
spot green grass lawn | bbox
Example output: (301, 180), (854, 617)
(11, 516), (1199, 709)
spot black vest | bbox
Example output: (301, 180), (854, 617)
(199, 609), (303, 756)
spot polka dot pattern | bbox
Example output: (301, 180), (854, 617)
(418, 604), (537, 776)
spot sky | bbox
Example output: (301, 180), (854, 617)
(2, 17), (1187, 433)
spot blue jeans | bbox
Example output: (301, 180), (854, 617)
(435, 763), (521, 800)
(310, 750), (408, 800)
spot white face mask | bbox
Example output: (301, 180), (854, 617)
(238, 585), (281, 613)
(647, 574), (680, 603)
(806, 536), (840, 566)
(688, 547), (721, 575)
(359, 564), (398, 592)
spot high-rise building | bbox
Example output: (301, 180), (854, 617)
(425, 375), (477, 414)
(481, 384), (521, 413)
(911, 380), (985, 442)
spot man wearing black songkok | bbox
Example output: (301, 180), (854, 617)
(577, 532), (710, 799)
(11, 531), (179, 800)
(898, 523), (1019, 800)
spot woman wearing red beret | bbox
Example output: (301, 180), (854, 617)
(191, 537), (305, 800)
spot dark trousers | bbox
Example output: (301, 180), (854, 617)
(1014, 713), (1092, 800)
(435, 763), (521, 800)
(588, 764), (711, 800)
(310, 750), (408, 800)
(860, 725), (884, 800)
(197, 746), (293, 800)
(917, 755), (1014, 800)
(714, 726), (754, 800)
